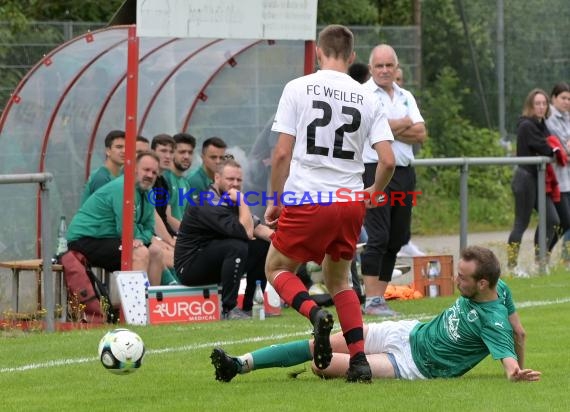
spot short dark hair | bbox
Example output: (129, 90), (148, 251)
(348, 62), (370, 84)
(202, 136), (227, 153)
(104, 130), (125, 148)
(173, 133), (196, 149)
(550, 82), (570, 98)
(460, 246), (501, 288)
(317, 24), (354, 62)
(136, 135), (149, 144)
(151, 133), (175, 150)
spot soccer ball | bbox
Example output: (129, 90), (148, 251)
(98, 328), (145, 374)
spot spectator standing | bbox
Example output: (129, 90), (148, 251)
(507, 88), (562, 276)
(394, 65), (425, 259)
(545, 82), (570, 262)
(360, 44), (427, 316)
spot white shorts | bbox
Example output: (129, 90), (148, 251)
(364, 320), (427, 380)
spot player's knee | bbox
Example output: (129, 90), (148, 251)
(148, 242), (163, 260)
(133, 245), (150, 263)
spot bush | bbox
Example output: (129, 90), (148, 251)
(413, 67), (513, 234)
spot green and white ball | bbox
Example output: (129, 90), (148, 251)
(98, 328), (145, 375)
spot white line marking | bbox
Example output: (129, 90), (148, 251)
(2, 297), (569, 374)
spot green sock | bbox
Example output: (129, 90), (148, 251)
(246, 340), (312, 370)
(160, 268), (178, 285)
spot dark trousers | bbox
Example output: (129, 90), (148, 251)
(550, 191), (570, 252)
(507, 167), (560, 266)
(361, 165), (416, 282)
(68, 237), (122, 272)
(178, 238), (269, 313)
(241, 238), (270, 312)
(178, 238), (248, 313)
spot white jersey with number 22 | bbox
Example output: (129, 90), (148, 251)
(272, 69), (393, 203)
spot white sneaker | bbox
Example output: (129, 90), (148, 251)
(308, 283), (329, 295)
(391, 269), (403, 279)
(511, 266), (529, 278)
(397, 241), (426, 258)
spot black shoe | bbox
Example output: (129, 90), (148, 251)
(210, 348), (239, 382)
(312, 309), (334, 370)
(346, 352), (372, 383)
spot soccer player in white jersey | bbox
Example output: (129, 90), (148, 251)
(262, 25), (395, 382)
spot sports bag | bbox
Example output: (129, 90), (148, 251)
(61, 250), (117, 323)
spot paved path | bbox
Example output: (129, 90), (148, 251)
(393, 229), (556, 284)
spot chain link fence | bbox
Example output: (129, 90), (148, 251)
(0, 22), (420, 119)
(0, 21), (105, 117)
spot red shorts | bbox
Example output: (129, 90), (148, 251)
(271, 201), (365, 264)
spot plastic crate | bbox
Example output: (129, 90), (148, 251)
(412, 255), (455, 297)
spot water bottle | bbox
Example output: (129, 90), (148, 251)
(54, 216), (68, 263)
(252, 280), (265, 320)
(426, 260), (440, 298)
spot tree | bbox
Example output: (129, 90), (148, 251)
(0, 0), (123, 22)
(317, 0), (378, 25)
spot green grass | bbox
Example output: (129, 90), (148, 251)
(2, 272), (570, 412)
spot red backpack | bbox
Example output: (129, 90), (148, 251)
(61, 250), (117, 323)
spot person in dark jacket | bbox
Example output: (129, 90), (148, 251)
(507, 88), (562, 276)
(174, 158), (272, 320)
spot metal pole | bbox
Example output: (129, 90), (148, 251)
(304, 40), (315, 75)
(497, 0), (506, 143)
(0, 173), (54, 184)
(121, 25), (139, 270)
(40, 182), (54, 332)
(537, 164), (547, 273)
(459, 162), (469, 252)
(412, 0), (422, 89)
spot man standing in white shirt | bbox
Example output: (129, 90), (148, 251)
(261, 25), (395, 383)
(361, 45), (427, 316)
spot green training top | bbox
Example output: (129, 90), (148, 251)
(80, 166), (121, 205)
(187, 166), (213, 196)
(410, 279), (517, 378)
(67, 175), (155, 245)
(163, 169), (190, 221)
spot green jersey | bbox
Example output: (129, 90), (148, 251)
(80, 166), (121, 205)
(163, 169), (190, 220)
(410, 279), (517, 379)
(187, 166), (213, 196)
(68, 175), (155, 245)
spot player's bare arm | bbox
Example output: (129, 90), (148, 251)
(165, 204), (181, 233)
(228, 188), (254, 239)
(508, 312), (526, 369)
(501, 357), (541, 382)
(154, 209), (176, 246)
(362, 141), (395, 208)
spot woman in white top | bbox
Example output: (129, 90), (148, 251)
(545, 82), (570, 262)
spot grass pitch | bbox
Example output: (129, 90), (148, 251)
(1, 271), (570, 411)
